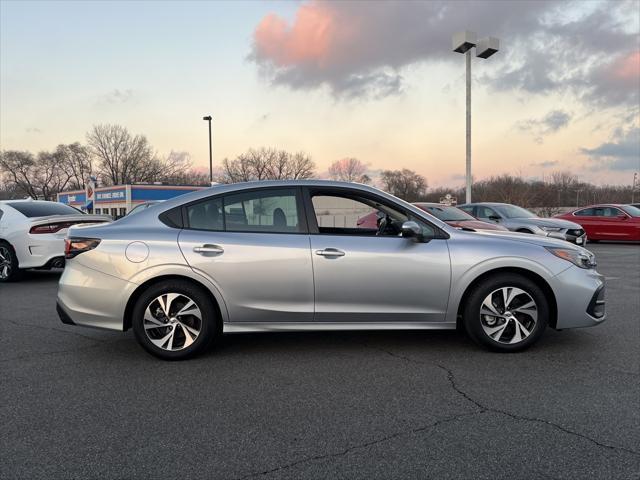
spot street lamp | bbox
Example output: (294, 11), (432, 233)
(633, 172), (638, 203)
(203, 115), (213, 185)
(452, 31), (500, 203)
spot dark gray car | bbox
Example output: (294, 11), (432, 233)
(459, 202), (586, 245)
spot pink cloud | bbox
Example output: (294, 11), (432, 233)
(253, 3), (337, 68)
(611, 50), (640, 83)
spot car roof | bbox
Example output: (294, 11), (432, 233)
(119, 180), (452, 230)
(458, 202), (510, 206)
(414, 202), (458, 207)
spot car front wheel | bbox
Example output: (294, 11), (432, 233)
(132, 280), (219, 360)
(463, 273), (548, 352)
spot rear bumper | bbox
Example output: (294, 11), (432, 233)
(57, 260), (135, 331)
(14, 234), (66, 269)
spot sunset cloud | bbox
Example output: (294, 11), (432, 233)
(251, 0), (638, 106)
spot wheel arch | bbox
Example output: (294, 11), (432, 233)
(455, 267), (558, 329)
(123, 274), (227, 331)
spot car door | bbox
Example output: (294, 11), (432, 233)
(475, 205), (504, 225)
(598, 207), (631, 239)
(304, 187), (451, 323)
(178, 187), (314, 323)
(572, 208), (597, 238)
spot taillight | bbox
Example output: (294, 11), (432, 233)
(65, 238), (101, 259)
(30, 222), (75, 234)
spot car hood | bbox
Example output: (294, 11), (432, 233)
(466, 228), (588, 250)
(512, 217), (581, 229)
(447, 219), (508, 231)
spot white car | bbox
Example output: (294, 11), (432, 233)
(0, 199), (111, 282)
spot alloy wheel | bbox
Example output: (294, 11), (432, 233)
(480, 287), (538, 344)
(143, 293), (202, 351)
(0, 246), (12, 280)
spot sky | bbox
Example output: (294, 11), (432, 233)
(0, 0), (639, 188)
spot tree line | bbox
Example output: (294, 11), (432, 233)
(0, 124), (636, 207)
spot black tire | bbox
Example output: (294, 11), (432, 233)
(0, 241), (22, 282)
(132, 280), (219, 360)
(463, 273), (548, 352)
(588, 239), (600, 244)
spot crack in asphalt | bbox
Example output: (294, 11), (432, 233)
(232, 411), (482, 480)
(435, 364), (640, 457)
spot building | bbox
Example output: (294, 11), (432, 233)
(57, 184), (206, 218)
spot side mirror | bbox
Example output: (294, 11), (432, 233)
(617, 213), (628, 220)
(401, 221), (424, 241)
(488, 215), (501, 222)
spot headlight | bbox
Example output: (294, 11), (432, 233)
(545, 247), (596, 269)
(540, 226), (562, 232)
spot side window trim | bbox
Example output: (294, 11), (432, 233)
(181, 186), (308, 234)
(301, 186), (444, 238)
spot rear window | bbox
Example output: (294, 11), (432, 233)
(7, 201), (83, 218)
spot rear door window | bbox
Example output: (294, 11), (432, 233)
(185, 188), (302, 234)
(223, 189), (301, 233)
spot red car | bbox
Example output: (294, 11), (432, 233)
(555, 204), (640, 241)
(357, 202), (508, 231)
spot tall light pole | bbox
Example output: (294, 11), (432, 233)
(203, 115), (213, 185)
(452, 31), (500, 203)
(633, 172), (638, 203)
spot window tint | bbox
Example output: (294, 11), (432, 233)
(187, 197), (223, 231)
(595, 207), (623, 217)
(621, 205), (640, 217)
(313, 195), (379, 229)
(223, 189), (300, 233)
(458, 205), (475, 215)
(311, 192), (435, 238)
(476, 206), (499, 219)
(574, 208), (594, 216)
(7, 201), (82, 218)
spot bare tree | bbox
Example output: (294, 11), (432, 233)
(54, 143), (92, 190)
(87, 124), (185, 185)
(328, 158), (370, 183)
(380, 169), (428, 201)
(219, 148), (315, 183)
(0, 149), (75, 200)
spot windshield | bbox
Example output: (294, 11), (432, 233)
(494, 204), (537, 219)
(621, 205), (640, 217)
(7, 201), (83, 218)
(419, 205), (473, 221)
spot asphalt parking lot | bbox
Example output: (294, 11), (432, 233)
(1, 243), (639, 480)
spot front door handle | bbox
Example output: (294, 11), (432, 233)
(193, 244), (224, 255)
(315, 248), (345, 257)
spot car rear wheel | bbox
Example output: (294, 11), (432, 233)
(463, 273), (548, 352)
(0, 242), (22, 282)
(132, 280), (219, 360)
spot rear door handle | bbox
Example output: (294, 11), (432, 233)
(315, 248), (345, 257)
(193, 244), (224, 255)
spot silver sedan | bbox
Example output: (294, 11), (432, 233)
(57, 181), (605, 360)
(458, 202), (587, 245)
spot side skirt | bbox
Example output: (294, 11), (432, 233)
(223, 322), (457, 333)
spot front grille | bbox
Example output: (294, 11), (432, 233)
(567, 229), (585, 237)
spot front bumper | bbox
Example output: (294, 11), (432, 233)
(546, 229), (586, 245)
(551, 265), (606, 329)
(57, 260), (135, 331)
